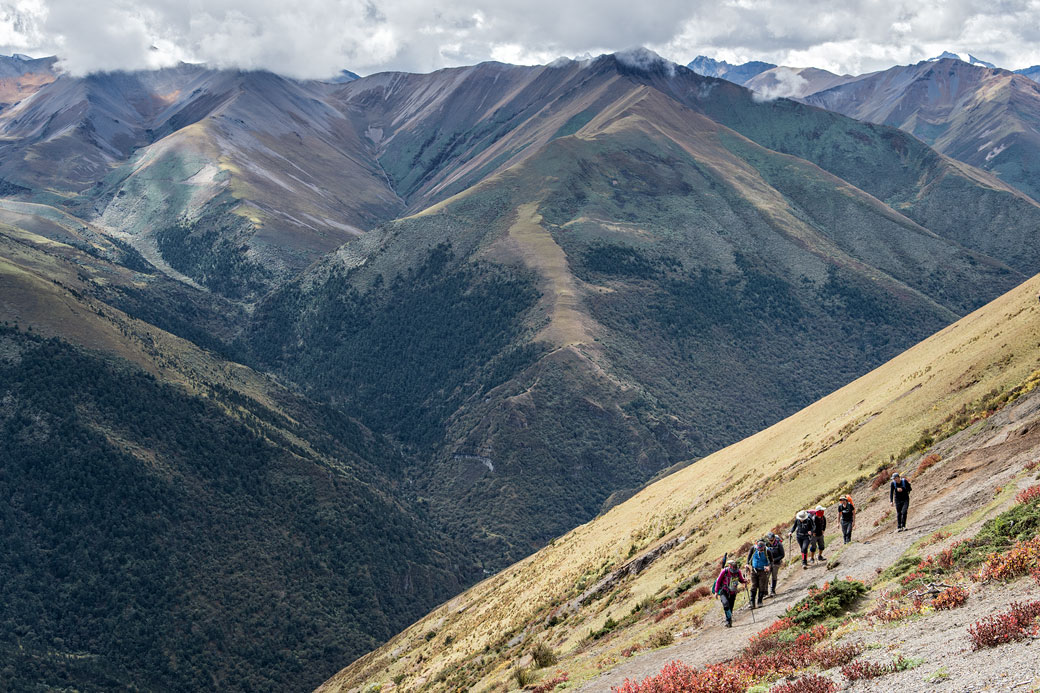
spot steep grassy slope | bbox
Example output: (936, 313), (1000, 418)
(0, 220), (480, 691)
(245, 56), (1038, 572)
(802, 59), (1040, 202)
(318, 262), (1040, 693)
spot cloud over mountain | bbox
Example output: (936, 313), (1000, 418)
(2, 0), (1040, 78)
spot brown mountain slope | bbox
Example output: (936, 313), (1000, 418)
(0, 67), (404, 295)
(803, 58), (1040, 202)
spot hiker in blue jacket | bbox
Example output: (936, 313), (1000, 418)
(746, 540), (772, 607)
(890, 472), (913, 531)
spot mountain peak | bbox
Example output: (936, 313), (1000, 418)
(687, 55), (777, 84)
(606, 47), (677, 75)
(325, 68), (360, 83)
(927, 51), (996, 68)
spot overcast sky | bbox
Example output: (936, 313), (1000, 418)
(1, 0), (1038, 78)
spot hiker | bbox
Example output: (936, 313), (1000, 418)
(838, 495), (856, 543)
(890, 472), (913, 531)
(745, 540), (771, 607)
(765, 532), (785, 595)
(811, 505), (827, 561)
(712, 558), (747, 627)
(789, 510), (817, 569)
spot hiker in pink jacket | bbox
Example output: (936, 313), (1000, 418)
(712, 558), (747, 627)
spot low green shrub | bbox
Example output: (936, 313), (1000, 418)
(784, 580), (868, 625)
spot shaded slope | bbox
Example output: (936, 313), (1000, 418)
(0, 327), (473, 692)
(317, 253), (1040, 693)
(0, 218), (478, 692)
(803, 59), (1040, 202)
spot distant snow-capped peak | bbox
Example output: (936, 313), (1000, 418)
(927, 51), (996, 68)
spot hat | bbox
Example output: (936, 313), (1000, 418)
(892, 472), (901, 478)
(756, 540), (766, 548)
(815, 505), (825, 511)
(797, 510), (809, 521)
(727, 558), (738, 566)
(766, 532), (776, 540)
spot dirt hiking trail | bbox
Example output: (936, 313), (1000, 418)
(578, 389), (1040, 692)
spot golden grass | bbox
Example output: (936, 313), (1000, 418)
(500, 202), (597, 348)
(318, 271), (1040, 693)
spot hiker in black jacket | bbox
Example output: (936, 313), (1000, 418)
(765, 532), (785, 596)
(838, 496), (856, 543)
(789, 510), (816, 569)
(890, 473), (913, 531)
(810, 505), (827, 562)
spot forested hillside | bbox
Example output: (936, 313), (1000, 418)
(0, 327), (476, 691)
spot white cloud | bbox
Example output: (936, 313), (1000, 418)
(751, 67), (808, 101)
(0, 0), (1038, 78)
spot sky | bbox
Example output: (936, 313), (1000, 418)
(1, 0), (1038, 79)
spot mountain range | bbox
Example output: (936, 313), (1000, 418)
(689, 53), (1040, 202)
(3, 48), (1040, 690)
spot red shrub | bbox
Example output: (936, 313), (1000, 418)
(621, 644), (643, 658)
(653, 607), (675, 623)
(932, 585), (968, 610)
(1016, 484), (1040, 505)
(794, 624), (830, 648)
(612, 660), (752, 693)
(913, 454), (940, 479)
(769, 674), (838, 693)
(531, 671), (568, 692)
(809, 644), (862, 670)
(921, 530), (950, 546)
(1025, 459), (1039, 472)
(871, 468), (893, 491)
(677, 586), (711, 609)
(754, 617), (797, 640)
(840, 659), (894, 681)
(901, 571), (927, 585)
(868, 599), (920, 623)
(937, 547), (954, 570)
(975, 536), (1040, 582)
(967, 600), (1040, 650)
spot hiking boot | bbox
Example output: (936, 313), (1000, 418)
(802, 562), (808, 570)
(725, 621), (732, 628)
